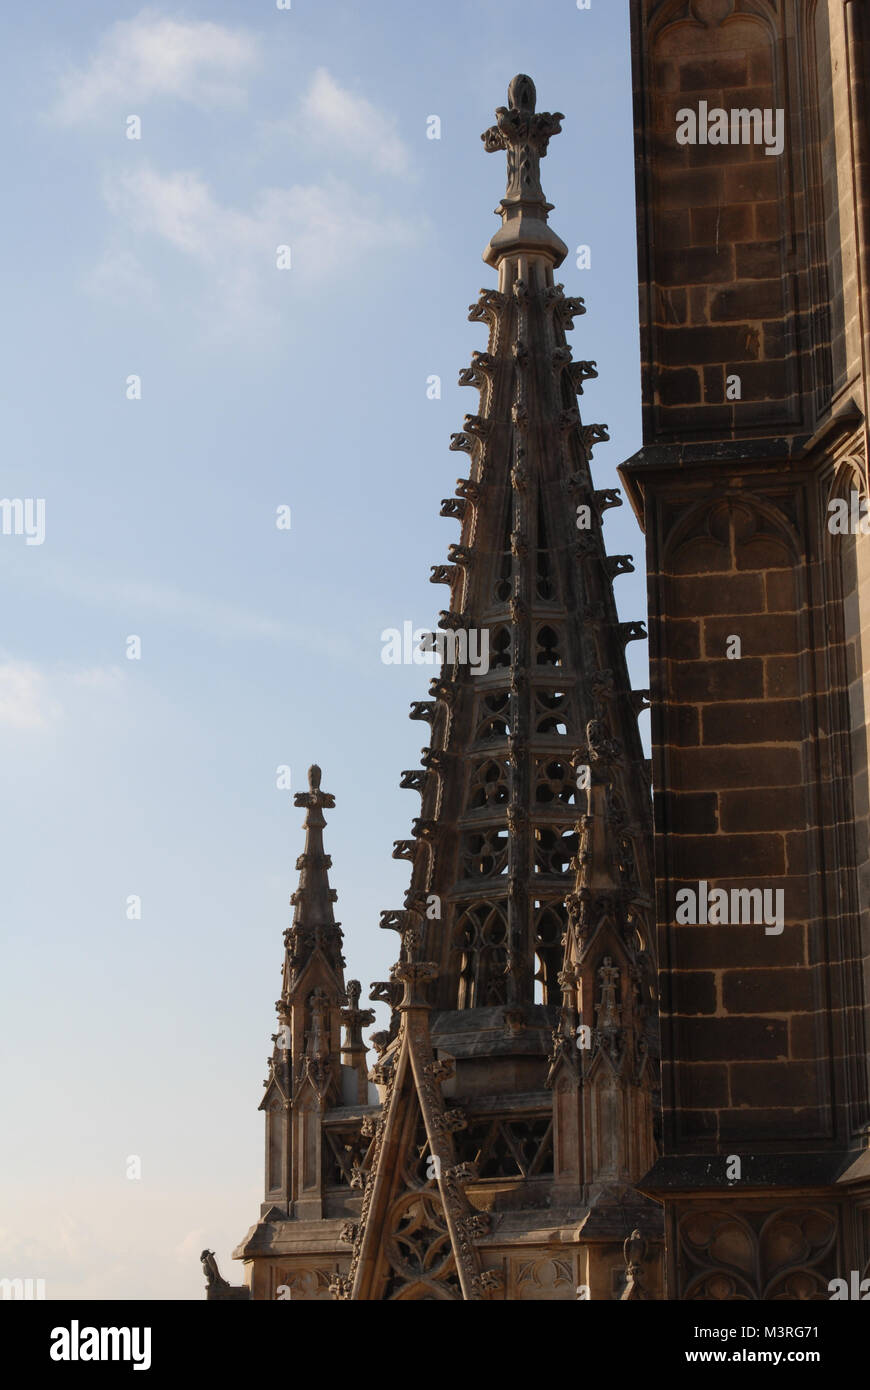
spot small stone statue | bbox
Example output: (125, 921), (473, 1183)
(200, 1249), (251, 1301)
(596, 956), (621, 1032)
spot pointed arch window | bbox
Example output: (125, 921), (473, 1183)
(453, 902), (509, 1008)
(534, 900), (567, 1003)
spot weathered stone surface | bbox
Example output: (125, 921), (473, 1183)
(623, 0), (870, 1301)
(226, 73), (662, 1303)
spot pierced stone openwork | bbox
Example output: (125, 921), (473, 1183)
(535, 624), (563, 666)
(490, 625), (512, 668)
(534, 900), (567, 1001)
(400, 1115), (436, 1189)
(323, 1125), (373, 1188)
(475, 691), (512, 742)
(534, 757), (579, 805)
(453, 902), (509, 1007)
(493, 525), (513, 604)
(382, 1191), (462, 1301)
(462, 827), (510, 878)
(533, 824), (578, 875)
(456, 1115), (554, 1179)
(534, 688), (571, 734)
(469, 757), (511, 808)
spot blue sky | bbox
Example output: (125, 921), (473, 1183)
(0, 0), (647, 1299)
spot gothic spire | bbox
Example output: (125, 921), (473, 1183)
(345, 76), (658, 1300)
(257, 765), (350, 1220)
(375, 73), (654, 1019)
(284, 763), (344, 985)
(233, 75), (661, 1305)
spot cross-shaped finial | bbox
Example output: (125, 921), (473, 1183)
(293, 763), (336, 810)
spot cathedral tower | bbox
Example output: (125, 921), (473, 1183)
(232, 75), (661, 1302)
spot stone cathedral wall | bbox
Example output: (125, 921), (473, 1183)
(625, 0), (870, 1296)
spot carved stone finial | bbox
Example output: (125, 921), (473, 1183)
(340, 979), (375, 1063)
(284, 763), (343, 1001)
(482, 75), (568, 269)
(293, 761), (335, 811)
(508, 73), (536, 113)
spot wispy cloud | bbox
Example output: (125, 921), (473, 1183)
(81, 247), (158, 308)
(46, 569), (288, 642)
(0, 660), (62, 729)
(296, 67), (413, 177)
(50, 10), (259, 125)
(0, 657), (124, 729)
(63, 29), (422, 323)
(21, 562), (367, 666)
(92, 163), (423, 326)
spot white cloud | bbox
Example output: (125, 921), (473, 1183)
(301, 68), (412, 177)
(69, 666), (126, 692)
(103, 167), (224, 259)
(95, 163), (422, 325)
(0, 660), (62, 728)
(51, 10), (258, 124)
(82, 248), (157, 308)
(0, 659), (124, 729)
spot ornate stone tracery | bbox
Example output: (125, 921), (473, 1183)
(677, 1207), (839, 1301)
(228, 72), (661, 1303)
